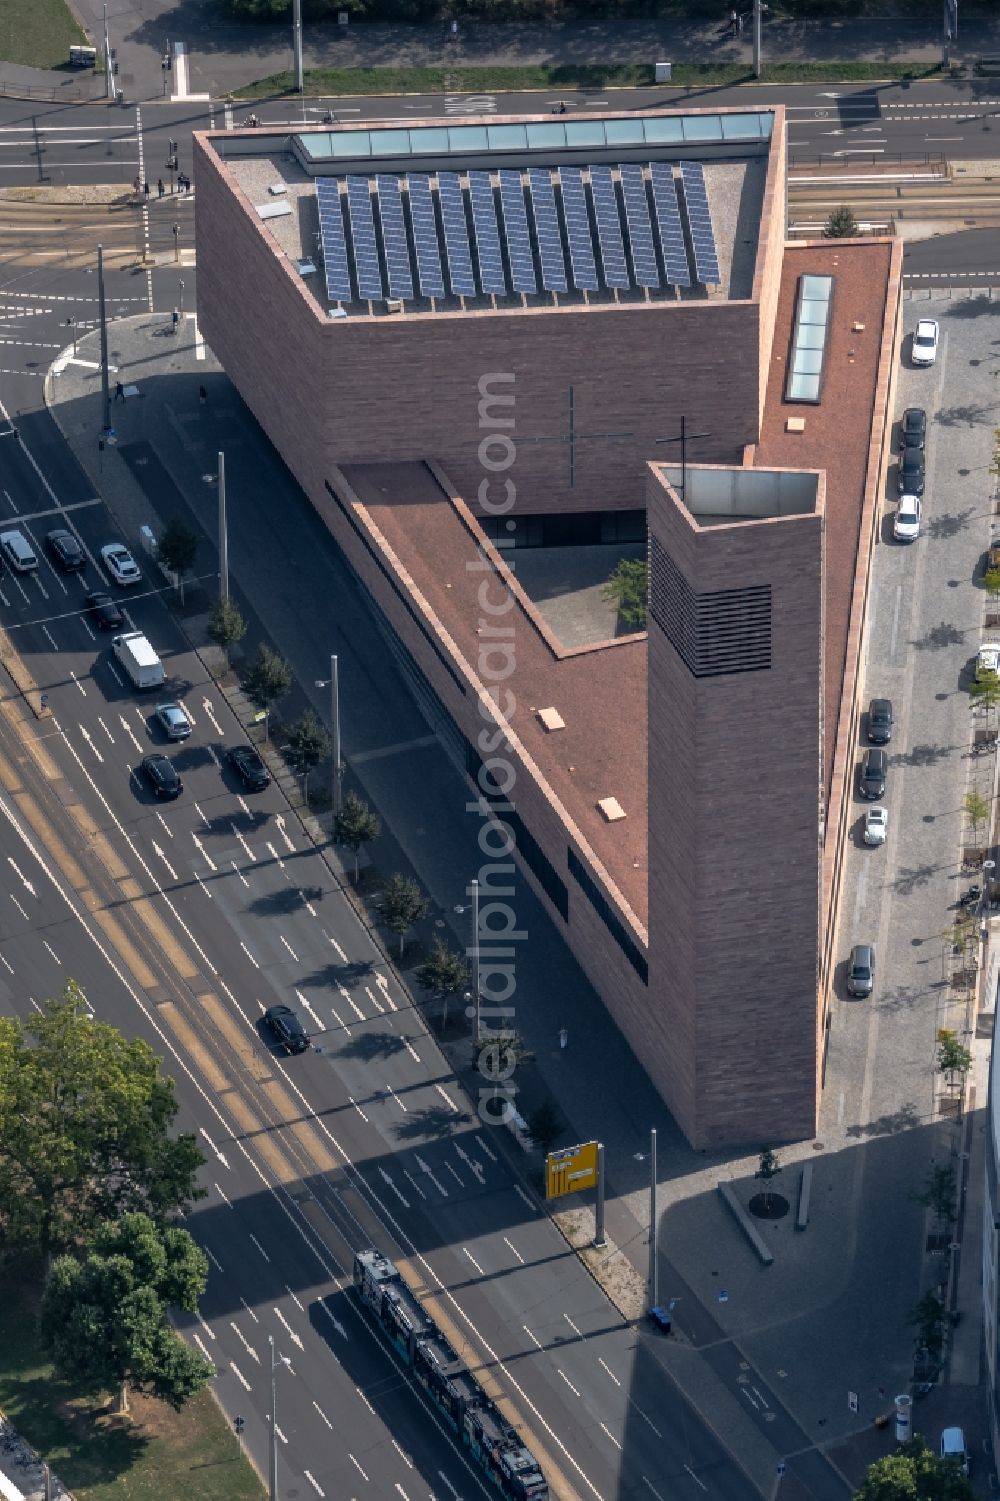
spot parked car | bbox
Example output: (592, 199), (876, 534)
(897, 447), (925, 496)
(860, 748), (887, 800)
(0, 529), (37, 573)
(45, 528), (85, 572)
(900, 406), (926, 450)
(139, 753), (182, 800)
(227, 744), (271, 792)
(986, 539), (1000, 575)
(864, 807), (888, 847)
(977, 642), (1000, 680)
(894, 494), (922, 542)
(939, 1427), (970, 1477)
(101, 542), (142, 586)
(264, 1004), (309, 1055)
(847, 943), (875, 998)
(868, 697), (894, 744)
(85, 590), (124, 630)
(912, 318), (939, 366)
(155, 702), (192, 741)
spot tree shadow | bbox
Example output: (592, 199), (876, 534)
(248, 887), (309, 917)
(300, 958), (377, 988)
(890, 743), (953, 768)
(927, 510), (976, 542)
(935, 403), (999, 428)
(339, 1030), (408, 1062)
(913, 621), (966, 651)
(845, 1102), (920, 1138)
(393, 1104), (471, 1141)
(892, 864), (942, 896)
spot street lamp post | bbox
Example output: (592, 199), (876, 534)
(179, 279), (185, 315)
(268, 1336), (291, 1501)
(470, 877), (481, 1044)
(982, 859), (995, 930)
(314, 656), (342, 815)
(97, 243), (111, 437)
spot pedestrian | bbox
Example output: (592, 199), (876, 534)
(736, 11), (744, 31)
(559, 1027), (568, 1050)
(114, 380), (125, 403)
(132, 174), (141, 196)
(157, 177), (165, 198)
(143, 179), (150, 198)
(729, 7), (737, 32)
(199, 384), (207, 406)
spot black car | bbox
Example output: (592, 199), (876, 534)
(264, 1004), (309, 1055)
(860, 748), (887, 800)
(85, 590), (124, 630)
(868, 697), (893, 745)
(846, 943), (875, 998)
(227, 744), (271, 792)
(46, 528), (85, 572)
(897, 446), (925, 496)
(900, 406), (927, 450)
(140, 753), (183, 800)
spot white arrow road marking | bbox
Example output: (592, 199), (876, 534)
(230, 1360), (252, 1391)
(97, 715), (115, 742)
(273, 1308), (304, 1349)
(317, 1301), (348, 1340)
(312, 1400), (333, 1429)
(416, 1155), (448, 1196)
(68, 668), (85, 695)
(280, 935), (299, 962)
(376, 972), (396, 1010)
(151, 842), (177, 881)
(231, 823), (256, 861)
(193, 833), (216, 869)
(199, 1128), (230, 1168)
(378, 1166), (410, 1208)
(455, 1144), (485, 1183)
(274, 814), (296, 852)
(79, 726), (103, 762)
(230, 859), (249, 888)
(403, 1169), (427, 1200)
(463, 1247), (484, 1275)
(201, 695), (223, 735)
(741, 1387), (762, 1411)
(750, 1385), (770, 1408)
(303, 1471), (324, 1497)
(156, 810), (173, 838)
(230, 1323), (260, 1363)
(7, 859), (35, 897)
(119, 713), (142, 752)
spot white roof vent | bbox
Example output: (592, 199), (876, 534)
(385, 299), (404, 314)
(329, 308), (348, 320)
(267, 181), (287, 197)
(296, 258), (317, 278)
(597, 797), (626, 823)
(537, 706), (565, 732)
(256, 200), (292, 221)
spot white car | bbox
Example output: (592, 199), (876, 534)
(940, 1426), (969, 1476)
(894, 494), (921, 542)
(912, 318), (939, 367)
(978, 642), (1000, 680)
(101, 542), (142, 586)
(0, 529), (38, 573)
(864, 807), (888, 847)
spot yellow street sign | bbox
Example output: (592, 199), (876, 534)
(546, 1140), (599, 1200)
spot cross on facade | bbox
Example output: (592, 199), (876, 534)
(654, 414), (713, 500)
(518, 384), (633, 488)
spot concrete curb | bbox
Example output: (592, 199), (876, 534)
(717, 1182), (775, 1265)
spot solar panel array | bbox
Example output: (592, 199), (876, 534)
(558, 169), (600, 292)
(680, 160), (720, 285)
(407, 174), (445, 299)
(469, 171), (507, 296)
(498, 170), (538, 295)
(437, 171), (477, 298)
(316, 178), (353, 302)
(375, 174), (413, 301)
(527, 168), (568, 293)
(649, 163), (692, 287)
(589, 167), (631, 290)
(346, 176), (383, 301)
(619, 164), (660, 290)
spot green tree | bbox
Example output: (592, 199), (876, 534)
(333, 789), (381, 881)
(962, 789), (990, 848)
(473, 1030), (526, 1077)
(908, 1290), (947, 1360)
(416, 935), (469, 1031)
(755, 1148), (781, 1210)
(381, 873), (428, 958)
(243, 643), (293, 741)
(911, 1164), (957, 1230)
(208, 596), (246, 669)
(285, 708), (331, 799)
(970, 669), (1000, 718)
(157, 518), (199, 604)
(823, 204), (860, 239)
(601, 558), (647, 632)
(40, 1212), (214, 1415)
(524, 1100), (564, 1156)
(0, 984), (204, 1260)
(937, 1029), (973, 1083)
(854, 1436), (974, 1500)
(983, 566), (1000, 601)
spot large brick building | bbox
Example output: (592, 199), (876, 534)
(193, 106), (900, 1147)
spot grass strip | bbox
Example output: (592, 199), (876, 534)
(0, 0), (86, 69)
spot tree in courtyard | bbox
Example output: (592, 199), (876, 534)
(853, 1436), (974, 1500)
(908, 1290), (947, 1362)
(823, 204), (860, 239)
(911, 1163), (957, 1232)
(525, 1100), (565, 1157)
(285, 708), (331, 799)
(983, 567), (1000, 602)
(937, 1028), (973, 1085)
(381, 873), (428, 958)
(40, 1212), (214, 1415)
(962, 789), (990, 849)
(243, 643), (292, 741)
(208, 596), (246, 670)
(601, 558), (647, 633)
(970, 669), (1000, 719)
(157, 518), (199, 604)
(0, 983), (204, 1260)
(333, 790), (381, 882)
(416, 935), (470, 1032)
(754, 1148), (781, 1211)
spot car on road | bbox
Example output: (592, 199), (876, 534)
(45, 528), (85, 572)
(977, 642), (1000, 680)
(860, 748), (887, 800)
(155, 702), (192, 741)
(264, 1004), (309, 1055)
(139, 753), (182, 800)
(897, 447), (925, 496)
(894, 494), (922, 542)
(987, 540), (1000, 575)
(227, 744), (271, 792)
(85, 590), (124, 630)
(900, 406), (926, 450)
(912, 317), (939, 367)
(0, 530), (37, 573)
(846, 943), (875, 998)
(868, 697), (894, 744)
(940, 1427), (970, 1476)
(101, 542), (142, 586)
(864, 807), (888, 847)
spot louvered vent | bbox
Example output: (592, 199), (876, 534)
(649, 535), (772, 678)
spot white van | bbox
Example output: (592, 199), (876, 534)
(112, 632), (165, 690)
(940, 1426), (970, 1475)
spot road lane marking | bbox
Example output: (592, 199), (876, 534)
(230, 1360), (251, 1391)
(599, 1423), (620, 1451)
(563, 1314), (583, 1338)
(280, 934), (299, 962)
(230, 1322), (259, 1363)
(42, 939), (61, 965)
(156, 810), (173, 838)
(348, 1455), (369, 1482)
(503, 1236), (524, 1265)
(11, 896), (28, 920)
(557, 1370), (580, 1398)
(240, 939), (259, 967)
(231, 859), (250, 888)
(68, 668), (86, 695)
(391, 1439), (413, 1467)
(598, 1357), (620, 1385)
(349, 1095), (369, 1123)
(248, 1233), (270, 1262)
(463, 1247), (484, 1275)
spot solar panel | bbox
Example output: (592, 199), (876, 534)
(406, 175), (445, 299)
(437, 172), (477, 298)
(619, 164), (660, 290)
(498, 170), (537, 295)
(649, 163), (691, 288)
(375, 174), (414, 301)
(527, 168), (568, 293)
(316, 178), (353, 303)
(346, 176), (384, 301)
(557, 170), (599, 292)
(680, 160), (721, 285)
(589, 166), (630, 290)
(468, 171), (507, 296)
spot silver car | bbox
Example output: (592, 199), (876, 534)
(155, 703), (192, 741)
(0, 529), (37, 573)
